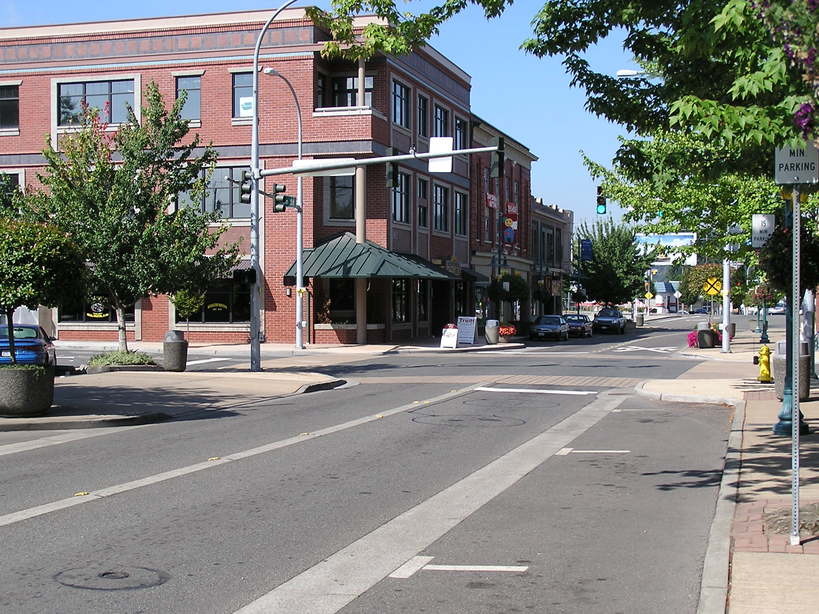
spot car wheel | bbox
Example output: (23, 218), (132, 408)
(562, 332), (569, 341)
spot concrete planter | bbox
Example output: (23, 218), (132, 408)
(772, 354), (811, 401)
(0, 367), (55, 417)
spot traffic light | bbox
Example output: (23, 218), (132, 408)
(490, 137), (505, 179)
(273, 184), (288, 212)
(239, 170), (253, 204)
(596, 186), (607, 214)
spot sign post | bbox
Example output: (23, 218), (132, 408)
(774, 143), (819, 546)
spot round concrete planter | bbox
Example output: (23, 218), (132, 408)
(0, 367), (55, 417)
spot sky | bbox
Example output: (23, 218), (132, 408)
(1, 0), (636, 227)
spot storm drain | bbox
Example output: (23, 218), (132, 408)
(54, 565), (170, 590)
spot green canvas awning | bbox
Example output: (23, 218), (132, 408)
(284, 233), (457, 284)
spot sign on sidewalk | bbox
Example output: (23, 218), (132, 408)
(775, 144), (819, 184)
(456, 316), (477, 345)
(440, 326), (458, 349)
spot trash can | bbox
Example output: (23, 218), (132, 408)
(485, 319), (499, 345)
(697, 329), (715, 348)
(773, 341), (810, 401)
(636, 313), (644, 326)
(163, 329), (189, 372)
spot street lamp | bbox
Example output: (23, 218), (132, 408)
(249, 0), (298, 371)
(263, 66), (305, 350)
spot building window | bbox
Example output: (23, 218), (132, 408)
(176, 76), (201, 121)
(328, 278), (355, 322)
(179, 166), (250, 219)
(316, 73), (327, 108)
(454, 117), (467, 149)
(0, 172), (20, 190)
(417, 178), (428, 228)
(58, 79), (134, 126)
(0, 85), (19, 130)
(232, 72), (253, 118)
(433, 105), (449, 137)
(433, 184), (449, 232)
(176, 278), (250, 323)
(417, 95), (428, 137)
(417, 279), (429, 321)
(392, 278), (410, 323)
(58, 299), (135, 323)
(392, 80), (410, 128)
(326, 175), (354, 220)
(392, 171), (410, 223)
(555, 228), (563, 267)
(513, 180), (520, 204)
(454, 191), (467, 236)
(332, 75), (373, 107)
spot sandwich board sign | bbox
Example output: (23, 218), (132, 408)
(775, 144), (819, 184)
(456, 316), (477, 345)
(440, 326), (458, 349)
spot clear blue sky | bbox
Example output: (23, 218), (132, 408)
(2, 0), (635, 227)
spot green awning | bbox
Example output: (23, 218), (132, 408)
(284, 233), (457, 283)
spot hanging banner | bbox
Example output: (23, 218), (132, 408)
(503, 202), (518, 243)
(486, 193), (498, 209)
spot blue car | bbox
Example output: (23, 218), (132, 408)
(0, 325), (57, 366)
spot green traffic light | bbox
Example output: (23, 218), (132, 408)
(596, 203), (607, 214)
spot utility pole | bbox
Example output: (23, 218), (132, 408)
(491, 137), (505, 320)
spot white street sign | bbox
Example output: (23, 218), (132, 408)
(292, 158), (356, 177)
(752, 213), (775, 248)
(674, 291), (682, 299)
(428, 137), (453, 173)
(775, 144), (819, 184)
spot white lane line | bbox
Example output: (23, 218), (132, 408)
(555, 447), (573, 455)
(0, 385), (482, 529)
(475, 386), (597, 396)
(569, 449), (631, 454)
(233, 392), (623, 614)
(186, 357), (232, 366)
(424, 564), (528, 573)
(389, 556), (434, 579)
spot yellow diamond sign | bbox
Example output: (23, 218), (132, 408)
(644, 292), (654, 300)
(703, 277), (722, 296)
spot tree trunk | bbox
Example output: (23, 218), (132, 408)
(5, 307), (16, 365)
(115, 305), (129, 353)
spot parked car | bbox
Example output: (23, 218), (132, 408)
(693, 306), (709, 314)
(592, 308), (627, 334)
(564, 314), (593, 337)
(0, 325), (57, 366)
(529, 315), (569, 341)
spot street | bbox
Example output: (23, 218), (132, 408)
(1, 316), (734, 613)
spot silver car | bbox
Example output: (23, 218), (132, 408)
(529, 315), (569, 341)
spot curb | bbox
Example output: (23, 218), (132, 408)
(0, 411), (170, 432)
(635, 380), (743, 614)
(296, 378), (347, 394)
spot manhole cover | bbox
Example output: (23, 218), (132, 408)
(54, 566), (170, 591)
(412, 414), (525, 427)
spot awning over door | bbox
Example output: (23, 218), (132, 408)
(284, 232), (457, 284)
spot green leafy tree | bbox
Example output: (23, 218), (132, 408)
(0, 218), (85, 364)
(573, 220), (656, 305)
(30, 83), (239, 352)
(170, 288), (206, 334)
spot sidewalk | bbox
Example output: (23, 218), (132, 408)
(639, 321), (819, 613)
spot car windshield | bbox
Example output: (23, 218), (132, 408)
(565, 315), (585, 322)
(0, 327), (39, 340)
(598, 309), (619, 317)
(535, 316), (561, 325)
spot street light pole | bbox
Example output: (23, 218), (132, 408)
(264, 67), (304, 350)
(249, 0), (298, 371)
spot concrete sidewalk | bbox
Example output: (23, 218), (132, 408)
(639, 322), (819, 613)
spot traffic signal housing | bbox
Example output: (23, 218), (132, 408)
(239, 170), (253, 204)
(596, 186), (607, 214)
(273, 184), (288, 212)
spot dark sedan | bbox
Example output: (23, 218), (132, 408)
(0, 325), (57, 366)
(529, 315), (569, 341)
(564, 314), (593, 337)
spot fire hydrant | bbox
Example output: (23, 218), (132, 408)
(757, 345), (772, 383)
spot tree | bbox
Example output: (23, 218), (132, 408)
(573, 220), (656, 305)
(0, 218), (85, 363)
(170, 289), (205, 334)
(30, 83), (239, 352)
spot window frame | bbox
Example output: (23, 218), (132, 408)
(454, 191), (467, 236)
(392, 278), (410, 323)
(231, 72), (253, 119)
(454, 116), (468, 150)
(417, 177), (429, 228)
(331, 75), (374, 107)
(417, 94), (429, 138)
(178, 165), (251, 220)
(433, 104), (449, 138)
(0, 81), (21, 134)
(326, 175), (355, 221)
(392, 79), (410, 129)
(175, 75), (201, 123)
(433, 184), (450, 233)
(56, 78), (135, 127)
(391, 171), (410, 224)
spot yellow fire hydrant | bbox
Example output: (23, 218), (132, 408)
(758, 345), (772, 383)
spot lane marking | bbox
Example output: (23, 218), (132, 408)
(424, 564), (528, 573)
(0, 385), (483, 528)
(389, 556), (434, 579)
(234, 392), (623, 614)
(612, 345), (676, 354)
(555, 447), (573, 455)
(186, 357), (232, 366)
(568, 449), (631, 454)
(475, 386), (597, 396)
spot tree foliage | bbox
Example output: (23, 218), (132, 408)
(573, 219), (656, 305)
(28, 83), (239, 351)
(0, 218), (85, 363)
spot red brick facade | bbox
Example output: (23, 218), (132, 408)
(0, 9), (559, 344)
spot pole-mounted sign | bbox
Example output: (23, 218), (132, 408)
(775, 144), (819, 184)
(752, 214), (775, 249)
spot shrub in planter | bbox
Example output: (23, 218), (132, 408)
(88, 351), (156, 366)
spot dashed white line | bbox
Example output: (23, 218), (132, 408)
(475, 386), (597, 396)
(186, 357), (233, 366)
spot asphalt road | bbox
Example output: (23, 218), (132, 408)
(2, 317), (733, 613)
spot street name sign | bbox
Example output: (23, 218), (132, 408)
(580, 239), (593, 262)
(775, 144), (819, 184)
(752, 214), (775, 248)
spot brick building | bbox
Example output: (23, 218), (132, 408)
(0, 8), (571, 344)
